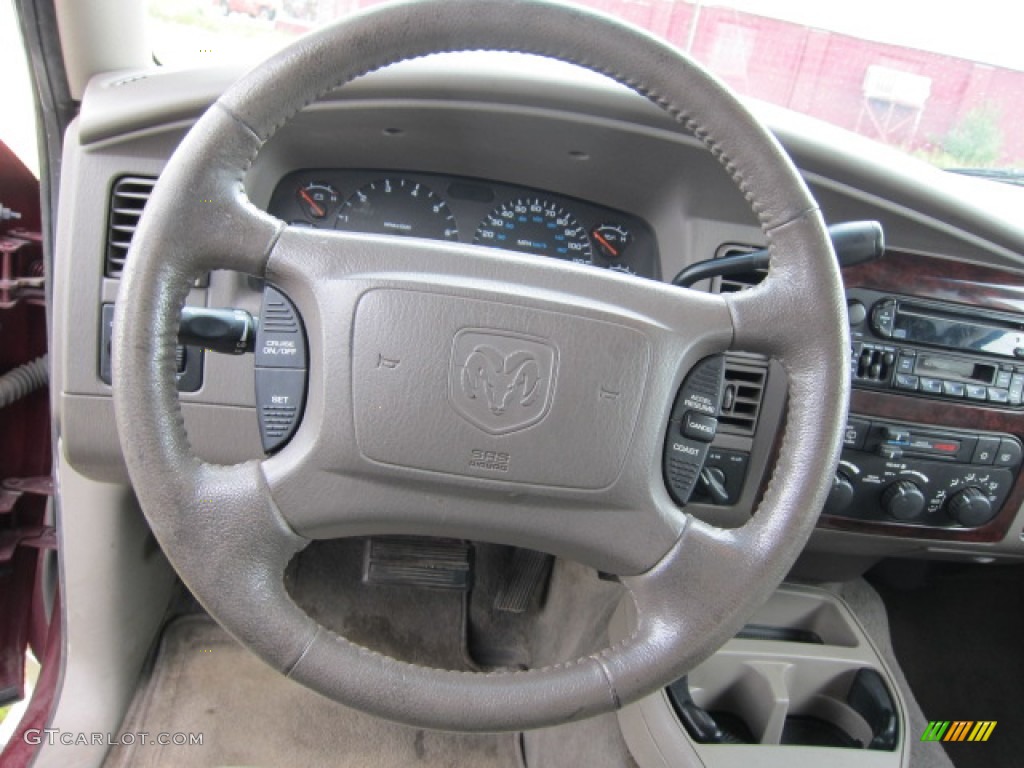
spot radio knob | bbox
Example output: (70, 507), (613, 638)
(882, 480), (926, 521)
(947, 487), (996, 527)
(825, 473), (856, 514)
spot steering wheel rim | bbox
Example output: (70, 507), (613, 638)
(112, 0), (849, 732)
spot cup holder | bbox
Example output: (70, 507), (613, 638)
(668, 658), (898, 751)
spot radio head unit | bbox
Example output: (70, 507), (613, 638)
(871, 296), (1024, 359)
(847, 289), (1024, 406)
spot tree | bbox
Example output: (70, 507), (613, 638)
(941, 105), (1003, 168)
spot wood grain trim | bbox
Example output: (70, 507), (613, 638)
(842, 249), (1024, 314)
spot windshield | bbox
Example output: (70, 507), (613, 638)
(148, 0), (1024, 177)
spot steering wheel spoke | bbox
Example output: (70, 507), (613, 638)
(725, 211), (843, 361)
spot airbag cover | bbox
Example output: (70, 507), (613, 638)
(352, 288), (649, 488)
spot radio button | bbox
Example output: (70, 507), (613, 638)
(942, 380), (966, 397)
(894, 373), (919, 391)
(995, 370), (1013, 388)
(1009, 374), (1024, 405)
(871, 299), (896, 338)
(896, 355), (916, 375)
(966, 384), (988, 401)
(988, 387), (1010, 404)
(919, 377), (943, 394)
(972, 436), (1000, 465)
(995, 438), (1023, 468)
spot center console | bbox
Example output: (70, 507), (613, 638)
(615, 584), (909, 768)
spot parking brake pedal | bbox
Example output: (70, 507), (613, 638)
(362, 537), (472, 590)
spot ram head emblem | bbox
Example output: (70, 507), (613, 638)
(461, 346), (542, 416)
(449, 330), (557, 435)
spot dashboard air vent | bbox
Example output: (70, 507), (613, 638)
(715, 246), (767, 294)
(105, 176), (156, 278)
(718, 357), (768, 436)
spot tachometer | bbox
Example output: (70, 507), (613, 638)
(474, 197), (592, 264)
(335, 178), (458, 241)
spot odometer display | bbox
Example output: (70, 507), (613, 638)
(474, 197), (592, 264)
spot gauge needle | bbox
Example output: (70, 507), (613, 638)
(299, 188), (326, 218)
(593, 231), (619, 258)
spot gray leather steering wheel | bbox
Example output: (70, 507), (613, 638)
(113, 0), (849, 732)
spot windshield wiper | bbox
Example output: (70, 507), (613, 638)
(946, 167), (1024, 187)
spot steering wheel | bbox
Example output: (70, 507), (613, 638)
(113, 0), (848, 732)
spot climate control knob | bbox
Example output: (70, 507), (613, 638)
(882, 480), (926, 521)
(946, 487), (996, 527)
(825, 473), (856, 515)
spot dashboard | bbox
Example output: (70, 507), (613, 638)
(54, 56), (1024, 574)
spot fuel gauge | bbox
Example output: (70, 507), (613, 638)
(296, 182), (338, 221)
(591, 224), (632, 260)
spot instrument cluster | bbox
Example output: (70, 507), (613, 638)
(267, 170), (659, 279)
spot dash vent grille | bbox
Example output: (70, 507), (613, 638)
(719, 358), (768, 436)
(105, 176), (156, 278)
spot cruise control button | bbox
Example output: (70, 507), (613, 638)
(255, 367), (307, 453)
(255, 287), (308, 369)
(682, 411), (718, 442)
(664, 356), (725, 506)
(665, 438), (710, 504)
(995, 438), (1023, 468)
(670, 356), (725, 420)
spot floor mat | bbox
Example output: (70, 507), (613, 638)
(871, 562), (1024, 768)
(104, 616), (522, 768)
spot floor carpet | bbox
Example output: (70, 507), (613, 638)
(870, 561), (1024, 768)
(104, 615), (522, 768)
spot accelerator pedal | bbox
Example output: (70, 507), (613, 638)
(494, 548), (554, 613)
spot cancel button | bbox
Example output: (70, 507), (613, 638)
(682, 411), (718, 443)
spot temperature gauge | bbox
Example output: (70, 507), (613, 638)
(591, 224), (632, 260)
(296, 182), (338, 221)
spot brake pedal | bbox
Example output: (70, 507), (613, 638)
(363, 537), (472, 590)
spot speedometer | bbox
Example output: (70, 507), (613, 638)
(474, 197), (592, 264)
